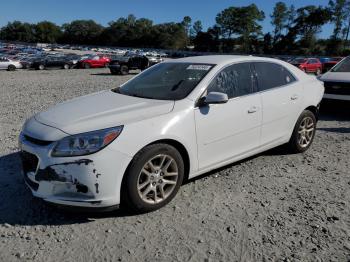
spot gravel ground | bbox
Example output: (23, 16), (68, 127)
(0, 68), (349, 262)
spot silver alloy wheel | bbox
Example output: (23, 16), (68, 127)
(298, 116), (315, 148)
(64, 64), (69, 69)
(39, 65), (44, 70)
(137, 154), (178, 204)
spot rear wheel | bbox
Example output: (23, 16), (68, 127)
(83, 63), (90, 69)
(287, 110), (317, 153)
(122, 144), (184, 213)
(38, 64), (45, 70)
(120, 65), (129, 75)
(63, 64), (70, 70)
(7, 65), (16, 71)
(316, 68), (321, 75)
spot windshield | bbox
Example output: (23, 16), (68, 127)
(116, 62), (215, 100)
(291, 58), (307, 63)
(331, 57), (350, 72)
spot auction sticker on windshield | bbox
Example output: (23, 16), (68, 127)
(187, 65), (212, 70)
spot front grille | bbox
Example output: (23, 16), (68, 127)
(324, 81), (350, 96)
(20, 151), (39, 173)
(24, 135), (52, 146)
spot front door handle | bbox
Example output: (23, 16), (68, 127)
(248, 106), (258, 114)
(291, 94), (299, 100)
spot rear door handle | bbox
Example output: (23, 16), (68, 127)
(291, 94), (299, 100)
(248, 106), (258, 114)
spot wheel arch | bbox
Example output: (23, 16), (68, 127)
(122, 138), (191, 186)
(304, 105), (319, 121)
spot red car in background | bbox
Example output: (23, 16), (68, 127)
(290, 57), (322, 75)
(77, 55), (110, 69)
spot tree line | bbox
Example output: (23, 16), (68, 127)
(1, 1), (350, 55)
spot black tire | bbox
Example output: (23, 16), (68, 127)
(122, 143), (185, 213)
(7, 65), (16, 71)
(83, 63), (91, 69)
(120, 65), (129, 75)
(287, 110), (317, 153)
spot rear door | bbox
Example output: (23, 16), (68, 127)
(253, 62), (303, 146)
(194, 62), (262, 169)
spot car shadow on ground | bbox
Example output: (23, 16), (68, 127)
(0, 100), (348, 226)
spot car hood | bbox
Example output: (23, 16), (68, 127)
(320, 72), (350, 83)
(34, 90), (175, 135)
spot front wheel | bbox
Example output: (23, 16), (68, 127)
(287, 110), (317, 153)
(63, 64), (70, 70)
(7, 65), (16, 71)
(316, 68), (321, 75)
(122, 144), (184, 213)
(120, 65), (129, 75)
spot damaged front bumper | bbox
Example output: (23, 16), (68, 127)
(19, 132), (132, 209)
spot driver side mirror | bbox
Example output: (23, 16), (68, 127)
(197, 92), (229, 107)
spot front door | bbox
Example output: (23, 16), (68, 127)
(194, 62), (262, 170)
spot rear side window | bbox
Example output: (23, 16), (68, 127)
(254, 62), (296, 91)
(207, 63), (254, 99)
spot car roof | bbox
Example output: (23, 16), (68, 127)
(169, 55), (287, 66)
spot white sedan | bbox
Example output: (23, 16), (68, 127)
(0, 57), (22, 71)
(19, 56), (324, 212)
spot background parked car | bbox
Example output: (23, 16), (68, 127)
(290, 57), (322, 75)
(77, 55), (110, 69)
(0, 57), (22, 71)
(147, 54), (164, 66)
(319, 56), (350, 101)
(30, 56), (74, 70)
(108, 54), (150, 75)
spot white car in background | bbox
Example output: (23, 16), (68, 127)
(19, 56), (324, 212)
(0, 57), (22, 71)
(320, 56), (350, 101)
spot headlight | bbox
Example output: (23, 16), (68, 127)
(51, 126), (123, 157)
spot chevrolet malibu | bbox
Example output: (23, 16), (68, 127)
(19, 56), (324, 212)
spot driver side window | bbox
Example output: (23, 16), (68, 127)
(207, 63), (254, 99)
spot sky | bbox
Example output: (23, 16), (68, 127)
(0, 0), (334, 38)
